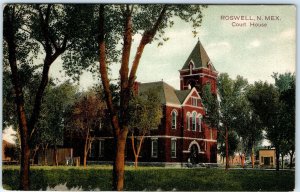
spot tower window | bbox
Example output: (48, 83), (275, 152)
(171, 110), (177, 129)
(189, 62), (194, 74)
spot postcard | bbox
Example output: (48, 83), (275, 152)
(2, 4), (295, 191)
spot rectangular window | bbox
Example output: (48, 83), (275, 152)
(171, 139), (176, 158)
(151, 139), (158, 158)
(89, 141), (96, 158)
(192, 120), (196, 131)
(261, 156), (264, 163)
(210, 129), (213, 139)
(192, 98), (198, 106)
(192, 113), (196, 131)
(99, 140), (104, 157)
(98, 121), (102, 131)
(198, 117), (202, 132)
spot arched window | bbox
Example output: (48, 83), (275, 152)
(192, 112), (197, 131)
(171, 110), (177, 129)
(198, 115), (202, 132)
(186, 113), (190, 130)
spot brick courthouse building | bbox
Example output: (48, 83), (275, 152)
(72, 40), (218, 166)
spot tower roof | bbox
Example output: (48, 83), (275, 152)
(181, 40), (216, 71)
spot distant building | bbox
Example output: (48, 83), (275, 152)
(68, 40), (218, 166)
(259, 149), (276, 167)
(2, 140), (17, 162)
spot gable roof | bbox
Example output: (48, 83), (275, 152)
(181, 40), (216, 71)
(182, 87), (202, 106)
(138, 81), (181, 106)
(175, 90), (191, 104)
(139, 81), (204, 106)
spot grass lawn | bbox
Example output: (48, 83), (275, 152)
(2, 165), (295, 191)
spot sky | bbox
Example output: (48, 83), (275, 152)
(2, 5), (296, 145)
(48, 5), (296, 90)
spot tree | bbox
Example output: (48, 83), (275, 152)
(32, 81), (78, 165)
(218, 130), (239, 164)
(247, 81), (282, 171)
(65, 89), (106, 167)
(233, 88), (263, 168)
(218, 73), (248, 170)
(128, 89), (162, 168)
(201, 83), (220, 130)
(93, 4), (207, 190)
(273, 73), (295, 169)
(3, 4), (93, 189)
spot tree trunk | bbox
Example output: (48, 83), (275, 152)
(53, 146), (58, 166)
(135, 136), (144, 168)
(4, 6), (31, 190)
(98, 5), (166, 191)
(275, 146), (280, 171)
(240, 154), (244, 168)
(83, 151), (87, 167)
(130, 133), (137, 167)
(43, 144), (48, 165)
(251, 146), (255, 168)
(20, 128), (31, 190)
(113, 129), (128, 191)
(31, 145), (39, 165)
(131, 134), (145, 169)
(83, 134), (90, 168)
(225, 127), (229, 170)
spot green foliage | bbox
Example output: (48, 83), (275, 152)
(217, 74), (250, 142)
(128, 88), (162, 134)
(274, 73), (295, 158)
(64, 87), (106, 138)
(32, 81), (78, 147)
(2, 166), (295, 191)
(61, 4), (208, 79)
(246, 74), (295, 169)
(218, 131), (239, 158)
(201, 83), (219, 129)
(2, 66), (42, 129)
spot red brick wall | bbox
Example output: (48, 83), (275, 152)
(180, 68), (217, 94)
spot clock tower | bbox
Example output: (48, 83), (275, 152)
(179, 40), (218, 95)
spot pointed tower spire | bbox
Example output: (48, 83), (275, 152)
(181, 40), (214, 71)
